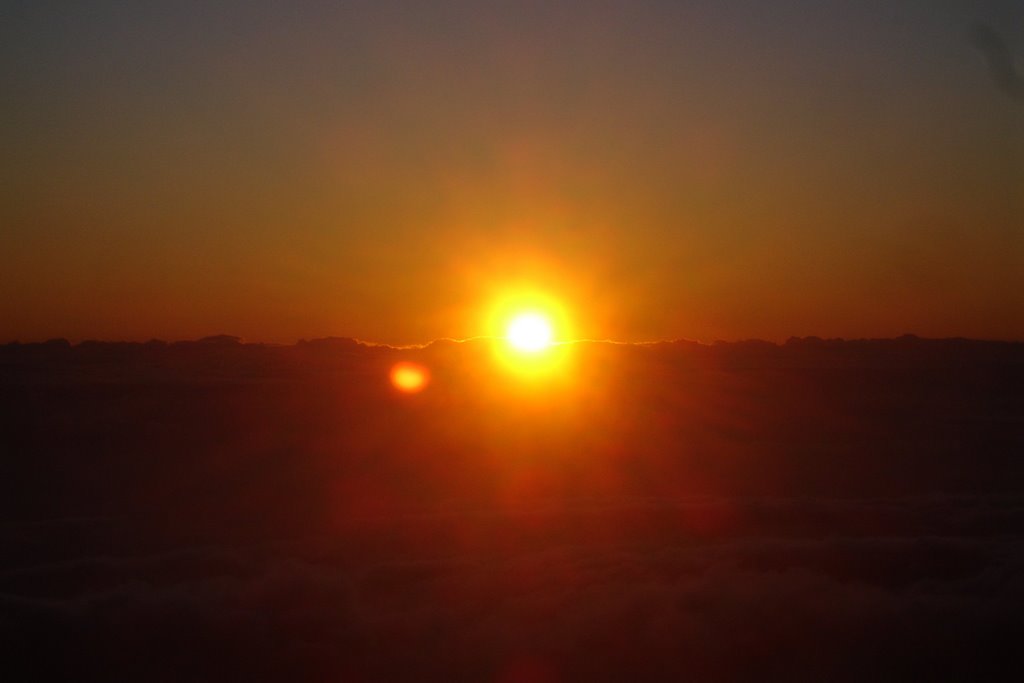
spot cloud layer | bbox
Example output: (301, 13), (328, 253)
(1, 337), (1022, 680)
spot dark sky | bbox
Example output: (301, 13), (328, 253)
(1, 0), (1021, 343)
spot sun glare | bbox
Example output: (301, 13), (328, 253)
(483, 286), (575, 378)
(507, 312), (553, 352)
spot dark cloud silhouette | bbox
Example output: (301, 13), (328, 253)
(2, 514), (1022, 681)
(1, 337), (1022, 680)
(970, 24), (1024, 102)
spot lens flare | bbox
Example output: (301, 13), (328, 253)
(389, 361), (429, 393)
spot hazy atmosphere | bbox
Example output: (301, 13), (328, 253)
(2, 0), (1021, 344)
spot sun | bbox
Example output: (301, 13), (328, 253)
(507, 312), (553, 352)
(482, 287), (574, 377)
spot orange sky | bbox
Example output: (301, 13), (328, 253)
(1, 1), (1021, 344)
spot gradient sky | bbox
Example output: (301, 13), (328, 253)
(2, 0), (1021, 344)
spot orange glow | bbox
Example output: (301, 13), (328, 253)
(389, 361), (429, 393)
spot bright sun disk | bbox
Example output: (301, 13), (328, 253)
(507, 312), (554, 352)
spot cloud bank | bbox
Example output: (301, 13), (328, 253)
(1, 337), (1022, 680)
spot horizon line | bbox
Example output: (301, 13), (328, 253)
(4, 332), (1023, 349)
